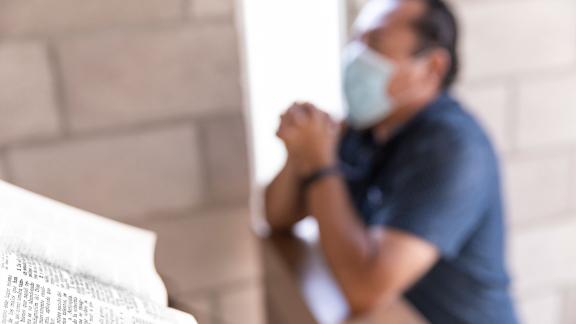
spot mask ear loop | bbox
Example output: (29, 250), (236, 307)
(386, 48), (435, 111)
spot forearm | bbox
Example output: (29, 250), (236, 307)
(264, 159), (307, 231)
(307, 175), (438, 315)
(307, 176), (386, 308)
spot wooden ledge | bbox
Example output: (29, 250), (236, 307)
(260, 219), (428, 324)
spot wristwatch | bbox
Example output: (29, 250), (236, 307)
(301, 165), (342, 192)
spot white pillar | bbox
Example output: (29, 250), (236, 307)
(239, 0), (347, 187)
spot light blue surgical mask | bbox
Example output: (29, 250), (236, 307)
(342, 42), (396, 130)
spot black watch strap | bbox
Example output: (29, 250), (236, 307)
(301, 165), (341, 191)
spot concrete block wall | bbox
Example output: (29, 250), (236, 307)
(0, 0), (260, 323)
(454, 1), (576, 323)
(351, 0), (576, 323)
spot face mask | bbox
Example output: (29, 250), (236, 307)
(342, 42), (395, 130)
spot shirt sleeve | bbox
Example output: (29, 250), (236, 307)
(382, 139), (493, 259)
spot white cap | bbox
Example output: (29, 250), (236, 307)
(352, 0), (397, 36)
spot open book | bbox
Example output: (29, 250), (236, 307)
(0, 181), (197, 323)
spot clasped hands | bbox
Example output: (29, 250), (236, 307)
(276, 102), (341, 178)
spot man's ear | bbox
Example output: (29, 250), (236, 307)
(424, 48), (450, 87)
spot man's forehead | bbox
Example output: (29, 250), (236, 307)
(353, 0), (426, 35)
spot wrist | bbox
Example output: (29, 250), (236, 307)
(301, 164), (341, 193)
(286, 155), (305, 179)
(303, 154), (337, 175)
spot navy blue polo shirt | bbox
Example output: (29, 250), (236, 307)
(338, 92), (519, 324)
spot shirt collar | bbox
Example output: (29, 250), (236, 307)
(366, 90), (455, 147)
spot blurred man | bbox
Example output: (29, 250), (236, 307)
(264, 0), (519, 323)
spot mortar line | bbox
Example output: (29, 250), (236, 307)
(0, 109), (244, 151)
(0, 148), (14, 183)
(0, 18), (234, 44)
(191, 118), (211, 206)
(45, 41), (72, 137)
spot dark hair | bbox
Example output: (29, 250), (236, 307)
(413, 0), (460, 89)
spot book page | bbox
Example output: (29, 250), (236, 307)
(0, 181), (167, 305)
(0, 251), (196, 324)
